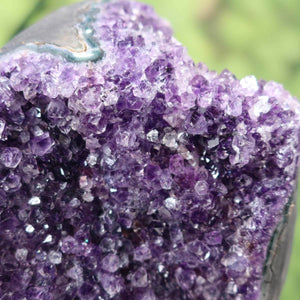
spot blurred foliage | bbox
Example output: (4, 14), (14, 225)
(0, 0), (299, 299)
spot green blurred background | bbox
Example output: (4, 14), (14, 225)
(0, 0), (299, 298)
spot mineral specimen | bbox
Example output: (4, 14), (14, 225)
(0, 0), (299, 299)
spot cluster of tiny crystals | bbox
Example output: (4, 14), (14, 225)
(0, 1), (300, 299)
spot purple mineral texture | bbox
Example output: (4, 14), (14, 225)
(0, 1), (299, 299)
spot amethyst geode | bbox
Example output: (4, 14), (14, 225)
(0, 0), (299, 299)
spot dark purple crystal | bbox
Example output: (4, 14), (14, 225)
(0, 0), (299, 299)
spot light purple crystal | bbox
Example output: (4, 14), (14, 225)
(131, 267), (148, 288)
(175, 267), (197, 290)
(101, 253), (120, 273)
(0, 147), (22, 168)
(0, 0), (299, 299)
(134, 244), (152, 262)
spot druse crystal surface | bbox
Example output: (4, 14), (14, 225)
(0, 0), (300, 299)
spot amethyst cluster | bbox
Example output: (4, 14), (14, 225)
(0, 0), (299, 299)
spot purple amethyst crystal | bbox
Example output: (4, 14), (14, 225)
(0, 0), (299, 299)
